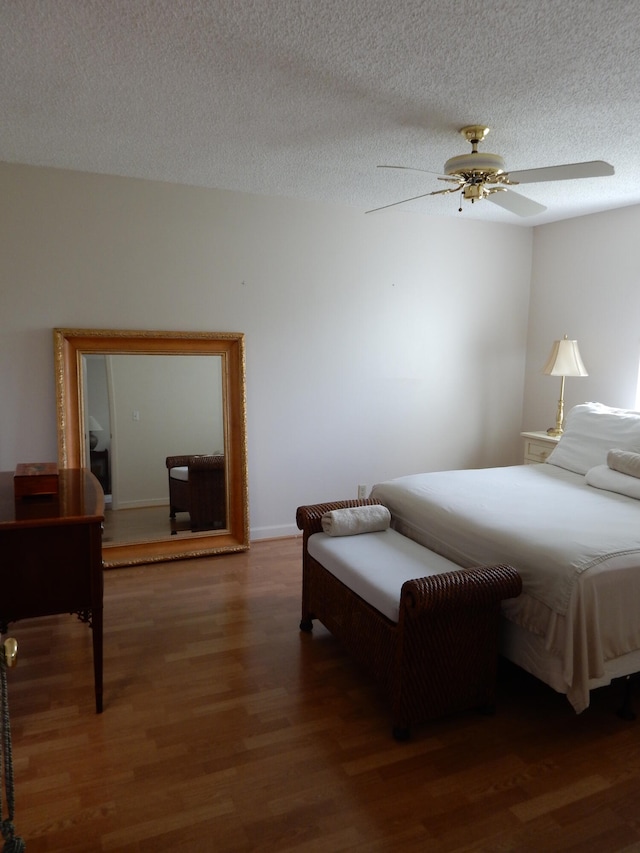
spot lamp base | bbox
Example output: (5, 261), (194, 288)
(548, 384), (566, 439)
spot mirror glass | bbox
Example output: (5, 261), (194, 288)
(54, 329), (249, 567)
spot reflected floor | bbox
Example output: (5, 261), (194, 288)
(103, 504), (192, 545)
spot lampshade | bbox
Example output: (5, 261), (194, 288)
(542, 336), (588, 378)
(88, 415), (104, 432)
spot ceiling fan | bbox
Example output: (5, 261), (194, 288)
(366, 125), (614, 218)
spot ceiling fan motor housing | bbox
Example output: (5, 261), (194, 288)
(444, 125), (505, 181)
(444, 152), (506, 179)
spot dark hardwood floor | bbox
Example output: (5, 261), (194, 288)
(5, 537), (640, 852)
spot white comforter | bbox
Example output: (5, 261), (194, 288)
(371, 463), (640, 712)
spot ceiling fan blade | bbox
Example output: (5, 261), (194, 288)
(506, 160), (614, 185)
(487, 189), (547, 218)
(365, 187), (457, 214)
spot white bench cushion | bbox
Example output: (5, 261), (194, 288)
(169, 466), (189, 481)
(307, 528), (461, 623)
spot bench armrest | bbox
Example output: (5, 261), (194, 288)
(188, 455), (224, 471)
(401, 564), (522, 619)
(166, 454), (224, 470)
(166, 455), (194, 469)
(296, 499), (383, 541)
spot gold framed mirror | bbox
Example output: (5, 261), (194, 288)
(54, 329), (249, 567)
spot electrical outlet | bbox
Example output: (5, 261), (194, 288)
(357, 484), (368, 499)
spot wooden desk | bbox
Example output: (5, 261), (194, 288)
(0, 468), (105, 712)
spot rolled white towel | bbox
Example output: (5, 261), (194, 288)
(607, 448), (640, 479)
(321, 505), (391, 536)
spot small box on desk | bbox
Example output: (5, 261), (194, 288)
(14, 463), (59, 499)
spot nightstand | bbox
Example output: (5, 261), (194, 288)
(90, 448), (110, 494)
(521, 431), (560, 464)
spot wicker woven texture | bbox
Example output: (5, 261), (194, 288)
(296, 500), (522, 736)
(166, 455), (226, 531)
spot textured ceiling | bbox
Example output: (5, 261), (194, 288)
(1, 0), (639, 226)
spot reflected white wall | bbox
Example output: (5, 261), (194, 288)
(107, 354), (223, 508)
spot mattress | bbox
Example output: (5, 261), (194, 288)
(371, 463), (640, 712)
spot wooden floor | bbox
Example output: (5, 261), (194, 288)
(6, 537), (640, 852)
(102, 504), (193, 545)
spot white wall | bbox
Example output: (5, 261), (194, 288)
(0, 162), (533, 539)
(523, 204), (640, 432)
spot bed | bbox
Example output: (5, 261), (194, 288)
(370, 402), (640, 713)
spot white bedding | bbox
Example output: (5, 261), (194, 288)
(370, 463), (640, 712)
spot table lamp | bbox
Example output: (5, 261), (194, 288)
(542, 335), (588, 436)
(88, 416), (103, 450)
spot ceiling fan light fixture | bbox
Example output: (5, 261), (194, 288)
(463, 183), (487, 202)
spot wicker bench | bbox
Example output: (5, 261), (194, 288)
(166, 454), (226, 532)
(296, 499), (522, 739)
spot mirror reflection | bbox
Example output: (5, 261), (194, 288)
(54, 329), (249, 567)
(84, 354), (225, 538)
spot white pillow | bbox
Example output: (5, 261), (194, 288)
(545, 402), (640, 475)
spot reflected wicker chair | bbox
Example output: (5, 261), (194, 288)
(165, 454), (226, 532)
